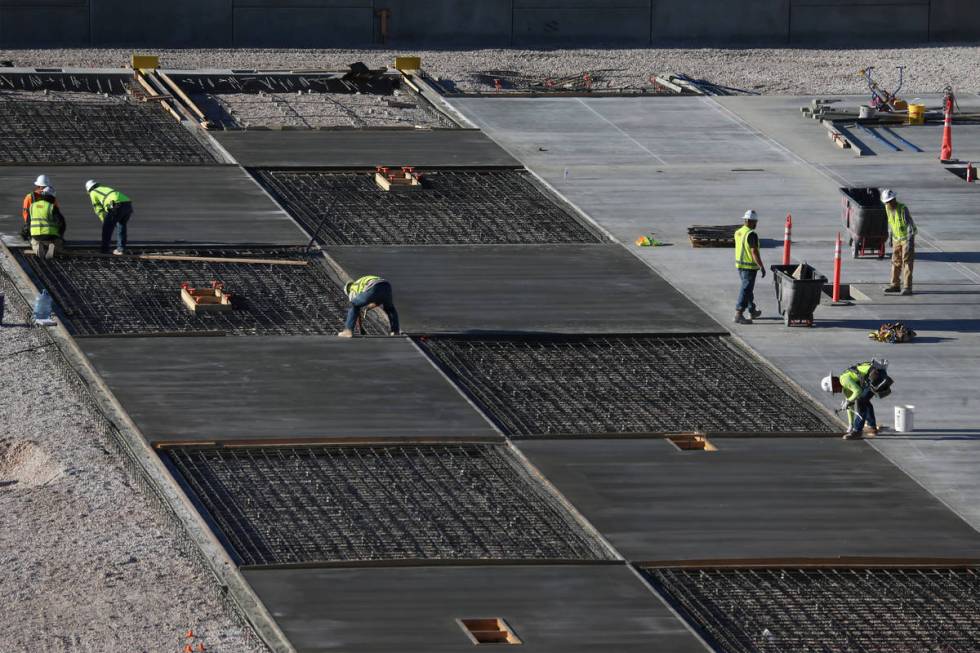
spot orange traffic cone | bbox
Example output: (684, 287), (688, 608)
(940, 94), (954, 162)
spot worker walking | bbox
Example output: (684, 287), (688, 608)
(734, 209), (766, 325)
(26, 187), (67, 259)
(881, 189), (917, 295)
(822, 358), (893, 440)
(22, 174), (59, 225)
(85, 179), (133, 255)
(338, 275), (400, 338)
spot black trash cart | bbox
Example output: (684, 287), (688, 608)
(771, 263), (828, 327)
(840, 187), (888, 259)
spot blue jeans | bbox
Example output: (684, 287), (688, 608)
(736, 268), (758, 312)
(848, 388), (877, 432)
(101, 202), (132, 252)
(345, 281), (399, 333)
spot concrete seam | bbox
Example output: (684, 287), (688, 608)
(575, 97), (669, 165)
(626, 562), (716, 653)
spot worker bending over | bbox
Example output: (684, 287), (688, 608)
(338, 275), (400, 338)
(85, 179), (133, 255)
(26, 187), (67, 259)
(22, 174), (59, 225)
(733, 209), (766, 325)
(881, 189), (917, 296)
(822, 358), (892, 440)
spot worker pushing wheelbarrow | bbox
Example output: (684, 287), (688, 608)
(840, 187), (888, 259)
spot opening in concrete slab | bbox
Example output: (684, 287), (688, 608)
(251, 168), (602, 246)
(415, 334), (838, 437)
(16, 247), (383, 336)
(163, 443), (611, 566)
(458, 618), (523, 645)
(642, 566), (980, 653)
(666, 434), (716, 452)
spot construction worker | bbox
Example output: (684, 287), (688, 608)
(822, 358), (893, 440)
(338, 275), (400, 338)
(734, 209), (766, 325)
(27, 187), (67, 260)
(881, 189), (917, 295)
(21, 174), (59, 226)
(85, 179), (133, 255)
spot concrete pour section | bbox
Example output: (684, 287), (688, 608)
(516, 437), (980, 561)
(453, 95), (980, 530)
(0, 166), (307, 246)
(243, 564), (709, 653)
(213, 130), (520, 168)
(78, 336), (500, 444)
(325, 244), (723, 334)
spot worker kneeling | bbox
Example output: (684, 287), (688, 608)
(26, 186), (67, 260)
(338, 275), (400, 338)
(822, 358), (893, 440)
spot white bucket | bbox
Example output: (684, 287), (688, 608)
(894, 405), (915, 432)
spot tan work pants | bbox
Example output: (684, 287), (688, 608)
(890, 238), (914, 289)
(30, 237), (63, 260)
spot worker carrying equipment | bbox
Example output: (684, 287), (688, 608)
(733, 209), (765, 325)
(85, 180), (133, 255)
(880, 189), (917, 296)
(22, 173), (60, 225)
(27, 186), (67, 260)
(338, 275), (400, 338)
(823, 358), (893, 440)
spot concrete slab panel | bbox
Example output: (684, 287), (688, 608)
(91, 0), (232, 47)
(0, 166), (308, 247)
(233, 6), (373, 47)
(385, 0), (511, 46)
(517, 438), (980, 561)
(80, 335), (499, 443)
(0, 6), (89, 46)
(213, 130), (519, 168)
(790, 2), (929, 44)
(653, 0), (789, 44)
(243, 565), (709, 653)
(324, 245), (723, 334)
(513, 5), (651, 46)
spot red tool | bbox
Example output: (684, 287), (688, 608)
(782, 213), (792, 266)
(832, 232), (843, 303)
(967, 162), (975, 183)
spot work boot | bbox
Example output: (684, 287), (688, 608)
(883, 286), (900, 294)
(734, 312), (752, 325)
(900, 287), (913, 296)
(336, 329), (353, 338)
(842, 431), (862, 440)
(113, 248), (124, 256)
(749, 309), (762, 320)
(864, 425), (879, 436)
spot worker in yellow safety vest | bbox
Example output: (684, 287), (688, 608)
(880, 189), (917, 295)
(27, 186), (67, 260)
(337, 275), (400, 338)
(733, 209), (766, 325)
(821, 358), (893, 440)
(85, 179), (133, 255)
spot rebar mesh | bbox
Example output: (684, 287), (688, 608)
(252, 169), (600, 245)
(18, 247), (383, 336)
(0, 95), (216, 164)
(165, 444), (610, 566)
(415, 335), (837, 436)
(644, 567), (980, 653)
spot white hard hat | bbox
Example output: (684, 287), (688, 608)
(743, 209), (758, 222)
(821, 375), (834, 392)
(41, 186), (56, 198)
(34, 174), (51, 187)
(85, 179), (98, 192)
(880, 189), (896, 203)
(871, 357), (889, 371)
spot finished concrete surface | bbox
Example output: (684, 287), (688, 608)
(517, 438), (980, 561)
(325, 244), (723, 334)
(243, 564), (709, 653)
(215, 130), (519, 168)
(0, 166), (307, 247)
(79, 336), (499, 443)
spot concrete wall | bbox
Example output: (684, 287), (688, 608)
(1, 0), (976, 48)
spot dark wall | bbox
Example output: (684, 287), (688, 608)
(1, 0), (976, 47)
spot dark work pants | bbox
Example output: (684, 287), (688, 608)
(850, 388), (877, 433)
(101, 202), (133, 253)
(345, 281), (399, 333)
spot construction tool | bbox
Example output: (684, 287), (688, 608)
(859, 66), (905, 111)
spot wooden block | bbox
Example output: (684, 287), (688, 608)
(131, 54), (159, 70)
(395, 56), (421, 71)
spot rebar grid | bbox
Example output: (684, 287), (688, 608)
(415, 335), (837, 436)
(252, 169), (600, 245)
(645, 567), (980, 653)
(0, 96), (216, 164)
(19, 248), (384, 336)
(0, 73), (131, 94)
(165, 444), (610, 566)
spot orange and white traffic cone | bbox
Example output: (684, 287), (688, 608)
(940, 94), (954, 162)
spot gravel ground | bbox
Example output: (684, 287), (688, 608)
(0, 46), (978, 95)
(0, 278), (263, 653)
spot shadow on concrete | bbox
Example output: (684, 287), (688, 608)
(917, 251), (980, 264)
(817, 318), (980, 333)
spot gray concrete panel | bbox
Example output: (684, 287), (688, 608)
(0, 6), (89, 47)
(513, 1), (651, 46)
(233, 6), (373, 48)
(653, 0), (789, 44)
(91, 0), (232, 47)
(517, 438), (980, 561)
(791, 1), (930, 44)
(325, 244), (723, 334)
(0, 166), (308, 246)
(385, 0), (512, 46)
(214, 130), (519, 168)
(243, 565), (709, 653)
(79, 336), (499, 443)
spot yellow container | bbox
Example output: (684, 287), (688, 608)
(908, 103), (926, 125)
(395, 56), (421, 71)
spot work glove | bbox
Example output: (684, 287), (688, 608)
(760, 267), (766, 278)
(19, 225), (29, 240)
(840, 399), (852, 412)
